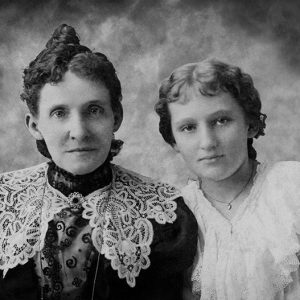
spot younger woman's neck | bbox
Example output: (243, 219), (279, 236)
(200, 159), (255, 202)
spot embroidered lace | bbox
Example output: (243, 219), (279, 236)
(0, 163), (179, 287)
(183, 161), (300, 300)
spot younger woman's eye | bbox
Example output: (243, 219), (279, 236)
(214, 117), (230, 126)
(180, 124), (196, 132)
(87, 105), (104, 116)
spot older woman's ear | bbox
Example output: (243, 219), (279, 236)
(25, 113), (44, 140)
(113, 105), (123, 132)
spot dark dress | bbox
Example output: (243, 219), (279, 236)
(0, 161), (197, 300)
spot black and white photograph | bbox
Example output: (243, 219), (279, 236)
(0, 0), (300, 299)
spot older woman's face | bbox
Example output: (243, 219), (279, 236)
(27, 71), (121, 175)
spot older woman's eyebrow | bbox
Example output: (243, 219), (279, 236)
(46, 100), (110, 112)
(47, 104), (68, 112)
(86, 99), (110, 105)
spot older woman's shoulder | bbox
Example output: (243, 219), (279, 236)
(112, 164), (178, 186)
(111, 166), (198, 275)
(0, 163), (48, 186)
(95, 164), (198, 291)
(112, 163), (180, 195)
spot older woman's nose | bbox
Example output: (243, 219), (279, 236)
(68, 114), (89, 140)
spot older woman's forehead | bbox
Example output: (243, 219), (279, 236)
(38, 72), (111, 109)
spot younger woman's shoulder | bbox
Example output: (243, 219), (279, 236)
(258, 161), (300, 198)
(180, 180), (201, 213)
(265, 160), (300, 183)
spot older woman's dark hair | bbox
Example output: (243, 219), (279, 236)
(21, 24), (123, 160)
(155, 58), (267, 160)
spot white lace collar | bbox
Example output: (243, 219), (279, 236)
(188, 161), (268, 227)
(183, 161), (300, 299)
(0, 163), (179, 287)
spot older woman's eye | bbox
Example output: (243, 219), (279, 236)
(51, 109), (66, 119)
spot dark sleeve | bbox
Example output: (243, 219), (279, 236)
(148, 196), (198, 276)
(90, 197), (198, 300)
(0, 260), (39, 300)
(123, 196), (198, 300)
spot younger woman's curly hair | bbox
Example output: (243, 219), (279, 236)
(155, 58), (267, 160)
(20, 24), (123, 160)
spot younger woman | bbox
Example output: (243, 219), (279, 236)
(155, 58), (300, 299)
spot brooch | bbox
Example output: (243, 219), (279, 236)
(67, 192), (85, 211)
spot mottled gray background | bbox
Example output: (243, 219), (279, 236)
(1, 0), (300, 186)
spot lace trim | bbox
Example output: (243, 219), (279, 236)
(183, 161), (300, 298)
(188, 162), (269, 296)
(0, 163), (179, 287)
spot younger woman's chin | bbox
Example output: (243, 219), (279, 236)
(192, 166), (227, 182)
(196, 163), (250, 183)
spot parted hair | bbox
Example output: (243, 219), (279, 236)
(155, 58), (267, 160)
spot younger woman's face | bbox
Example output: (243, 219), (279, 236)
(169, 89), (256, 182)
(26, 71), (121, 175)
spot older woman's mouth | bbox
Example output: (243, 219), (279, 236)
(67, 148), (96, 153)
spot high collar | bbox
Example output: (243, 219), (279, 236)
(47, 159), (112, 197)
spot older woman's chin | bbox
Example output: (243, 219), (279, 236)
(54, 153), (109, 175)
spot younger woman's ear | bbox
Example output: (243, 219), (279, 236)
(25, 113), (43, 140)
(173, 143), (179, 152)
(247, 123), (259, 139)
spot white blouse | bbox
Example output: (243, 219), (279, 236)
(182, 161), (300, 300)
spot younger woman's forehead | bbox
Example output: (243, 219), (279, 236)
(168, 90), (246, 124)
(169, 82), (209, 104)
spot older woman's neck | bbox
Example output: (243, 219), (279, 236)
(47, 159), (112, 196)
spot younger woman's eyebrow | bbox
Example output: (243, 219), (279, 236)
(48, 104), (67, 112)
(210, 109), (233, 114)
(207, 109), (234, 118)
(174, 110), (233, 124)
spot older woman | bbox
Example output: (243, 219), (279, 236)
(0, 24), (197, 300)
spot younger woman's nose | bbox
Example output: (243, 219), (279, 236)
(198, 125), (217, 150)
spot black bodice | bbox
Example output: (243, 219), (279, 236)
(0, 162), (198, 300)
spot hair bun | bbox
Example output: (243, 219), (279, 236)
(46, 24), (80, 49)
